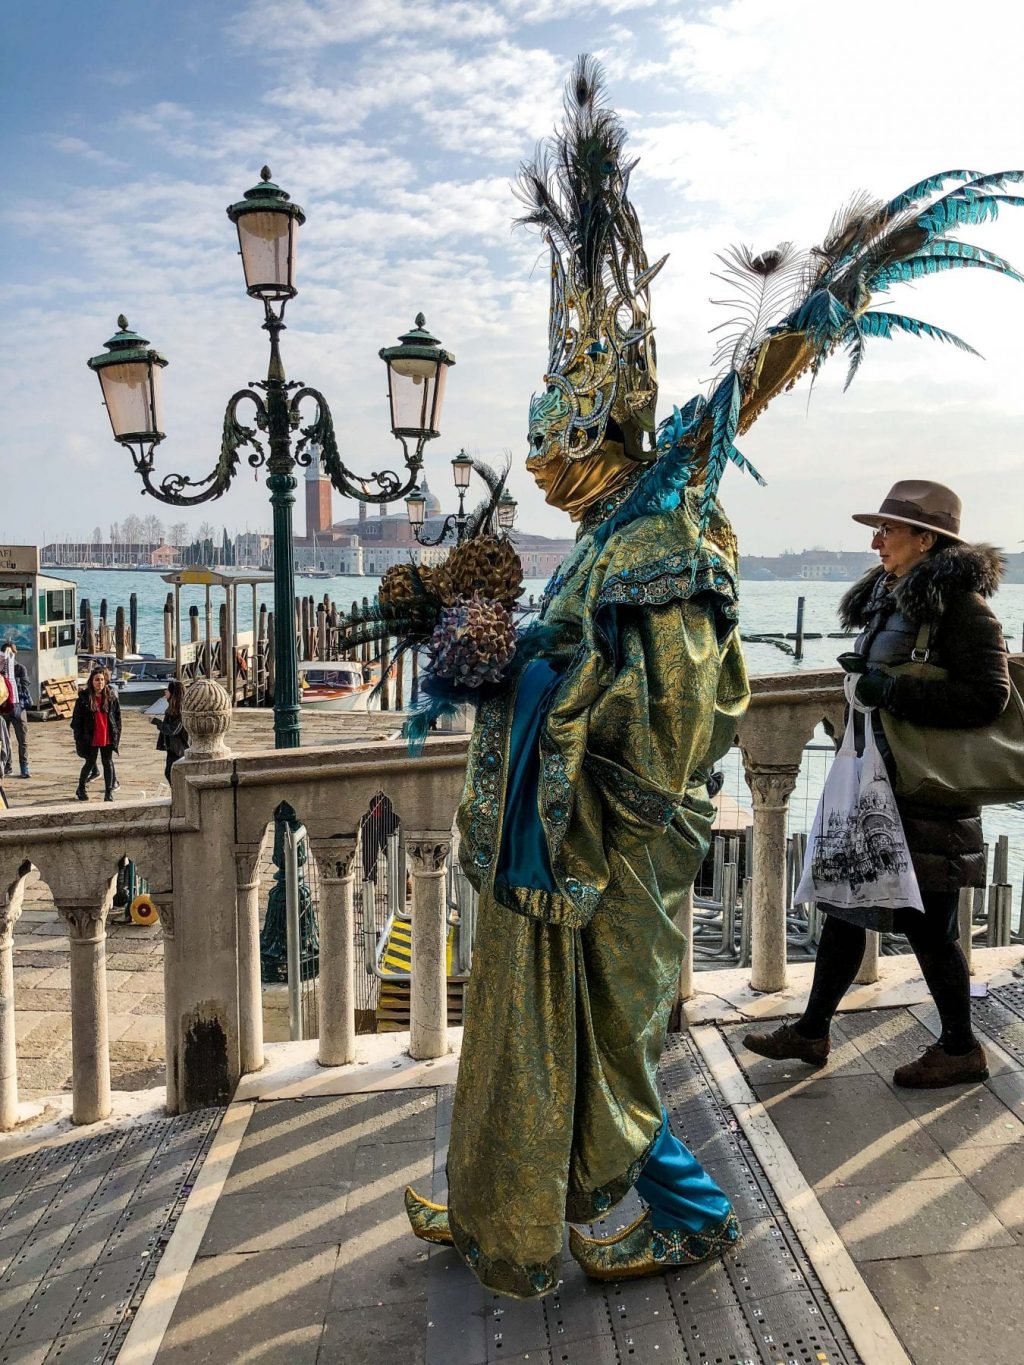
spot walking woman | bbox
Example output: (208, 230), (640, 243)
(746, 480), (1010, 1087)
(72, 666), (122, 802)
(153, 680), (189, 784)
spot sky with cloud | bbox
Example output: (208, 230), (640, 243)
(3, 0), (1023, 554)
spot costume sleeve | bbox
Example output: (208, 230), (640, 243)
(887, 593), (1010, 728)
(582, 596), (728, 846)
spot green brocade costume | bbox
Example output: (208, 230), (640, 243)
(446, 491), (750, 1298)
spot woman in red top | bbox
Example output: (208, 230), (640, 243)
(71, 667), (122, 801)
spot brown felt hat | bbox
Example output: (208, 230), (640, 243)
(852, 479), (963, 543)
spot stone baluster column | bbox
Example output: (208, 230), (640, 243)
(57, 899), (112, 1125)
(0, 875), (27, 1131)
(153, 895), (179, 1114)
(234, 851), (264, 1076)
(743, 765), (800, 994)
(406, 833), (452, 1061)
(311, 839), (358, 1067)
(855, 929), (880, 984)
(676, 885), (695, 1004)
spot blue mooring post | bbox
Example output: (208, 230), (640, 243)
(794, 595), (806, 662)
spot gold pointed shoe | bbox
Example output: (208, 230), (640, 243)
(568, 1208), (741, 1281)
(404, 1186), (454, 1246)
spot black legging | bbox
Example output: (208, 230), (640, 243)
(80, 746), (115, 795)
(797, 899), (977, 1055)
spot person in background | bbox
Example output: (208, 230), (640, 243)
(71, 666), (122, 802)
(152, 680), (189, 784)
(745, 481), (1009, 1087)
(0, 642), (31, 778)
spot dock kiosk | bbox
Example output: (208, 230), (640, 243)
(0, 546), (77, 701)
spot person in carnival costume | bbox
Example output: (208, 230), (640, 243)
(396, 57), (1024, 1297)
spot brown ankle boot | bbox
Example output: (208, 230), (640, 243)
(742, 1022), (830, 1068)
(893, 1041), (988, 1088)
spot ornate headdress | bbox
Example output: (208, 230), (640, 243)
(520, 56), (665, 475)
(521, 58), (1024, 540)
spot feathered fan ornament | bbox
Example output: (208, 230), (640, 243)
(339, 457), (525, 750)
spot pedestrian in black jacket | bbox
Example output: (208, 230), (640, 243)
(0, 643), (31, 778)
(745, 480), (1010, 1088)
(152, 680), (189, 784)
(71, 666), (122, 802)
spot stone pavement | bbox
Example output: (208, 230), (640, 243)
(153, 1034), (860, 1365)
(726, 985), (1024, 1364)
(4, 705), (404, 1123)
(0, 1106), (221, 1362)
(5, 972), (1024, 1360)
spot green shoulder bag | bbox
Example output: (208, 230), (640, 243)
(879, 622), (1024, 808)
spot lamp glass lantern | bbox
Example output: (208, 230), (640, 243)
(497, 489), (518, 531)
(405, 488), (427, 528)
(86, 315), (168, 446)
(226, 166), (306, 301)
(451, 450), (473, 491)
(380, 314), (455, 443)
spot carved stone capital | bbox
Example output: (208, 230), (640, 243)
(233, 848), (261, 888)
(406, 836), (453, 875)
(153, 897), (175, 940)
(181, 678), (232, 760)
(57, 902), (109, 944)
(310, 837), (359, 882)
(744, 765), (800, 810)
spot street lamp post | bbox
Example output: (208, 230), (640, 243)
(404, 449), (517, 548)
(87, 166), (455, 749)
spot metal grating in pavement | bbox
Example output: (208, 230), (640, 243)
(426, 1033), (861, 1365)
(975, 980), (1024, 1067)
(0, 1107), (222, 1364)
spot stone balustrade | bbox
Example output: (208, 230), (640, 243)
(0, 665), (1002, 1128)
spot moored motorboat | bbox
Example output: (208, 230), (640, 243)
(299, 661), (372, 712)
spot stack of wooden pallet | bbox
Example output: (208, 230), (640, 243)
(37, 676), (79, 720)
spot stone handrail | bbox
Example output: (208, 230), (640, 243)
(0, 668), (861, 1126)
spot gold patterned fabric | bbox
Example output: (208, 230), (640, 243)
(446, 489), (750, 1298)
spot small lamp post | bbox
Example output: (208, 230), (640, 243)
(87, 165), (455, 749)
(406, 449), (476, 547)
(497, 489), (518, 532)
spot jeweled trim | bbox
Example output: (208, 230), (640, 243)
(448, 1209), (560, 1300)
(461, 693), (511, 881)
(598, 549), (738, 611)
(650, 1209), (742, 1264)
(565, 1123), (660, 1223)
(586, 757), (679, 829)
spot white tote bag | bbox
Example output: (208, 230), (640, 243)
(794, 677), (924, 913)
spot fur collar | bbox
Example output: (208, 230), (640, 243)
(839, 542), (1004, 629)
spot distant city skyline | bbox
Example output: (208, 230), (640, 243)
(5, 1), (1024, 557)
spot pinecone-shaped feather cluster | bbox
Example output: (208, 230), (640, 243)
(428, 593), (517, 688)
(378, 561), (455, 609)
(446, 535), (523, 607)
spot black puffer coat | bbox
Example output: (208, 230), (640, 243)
(840, 542), (1010, 894)
(70, 688), (122, 758)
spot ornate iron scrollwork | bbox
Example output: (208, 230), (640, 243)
(290, 385), (422, 504)
(135, 389), (267, 506)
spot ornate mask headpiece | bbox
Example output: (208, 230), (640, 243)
(519, 57), (666, 481)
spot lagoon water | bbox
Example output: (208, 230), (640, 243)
(61, 566), (1024, 675)
(57, 565), (1024, 925)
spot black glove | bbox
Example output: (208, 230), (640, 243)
(854, 670), (895, 709)
(836, 652), (868, 674)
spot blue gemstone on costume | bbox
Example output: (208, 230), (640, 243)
(594, 1191), (611, 1212)
(549, 804), (566, 822)
(474, 850), (491, 867)
(483, 751), (500, 769)
(651, 1235), (666, 1261)
(629, 586), (639, 597)
(466, 1242), (480, 1266)
(531, 1269), (550, 1290)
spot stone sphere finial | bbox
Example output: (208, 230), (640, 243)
(181, 678), (233, 760)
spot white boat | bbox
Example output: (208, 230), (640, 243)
(299, 662), (372, 712)
(112, 656), (177, 707)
